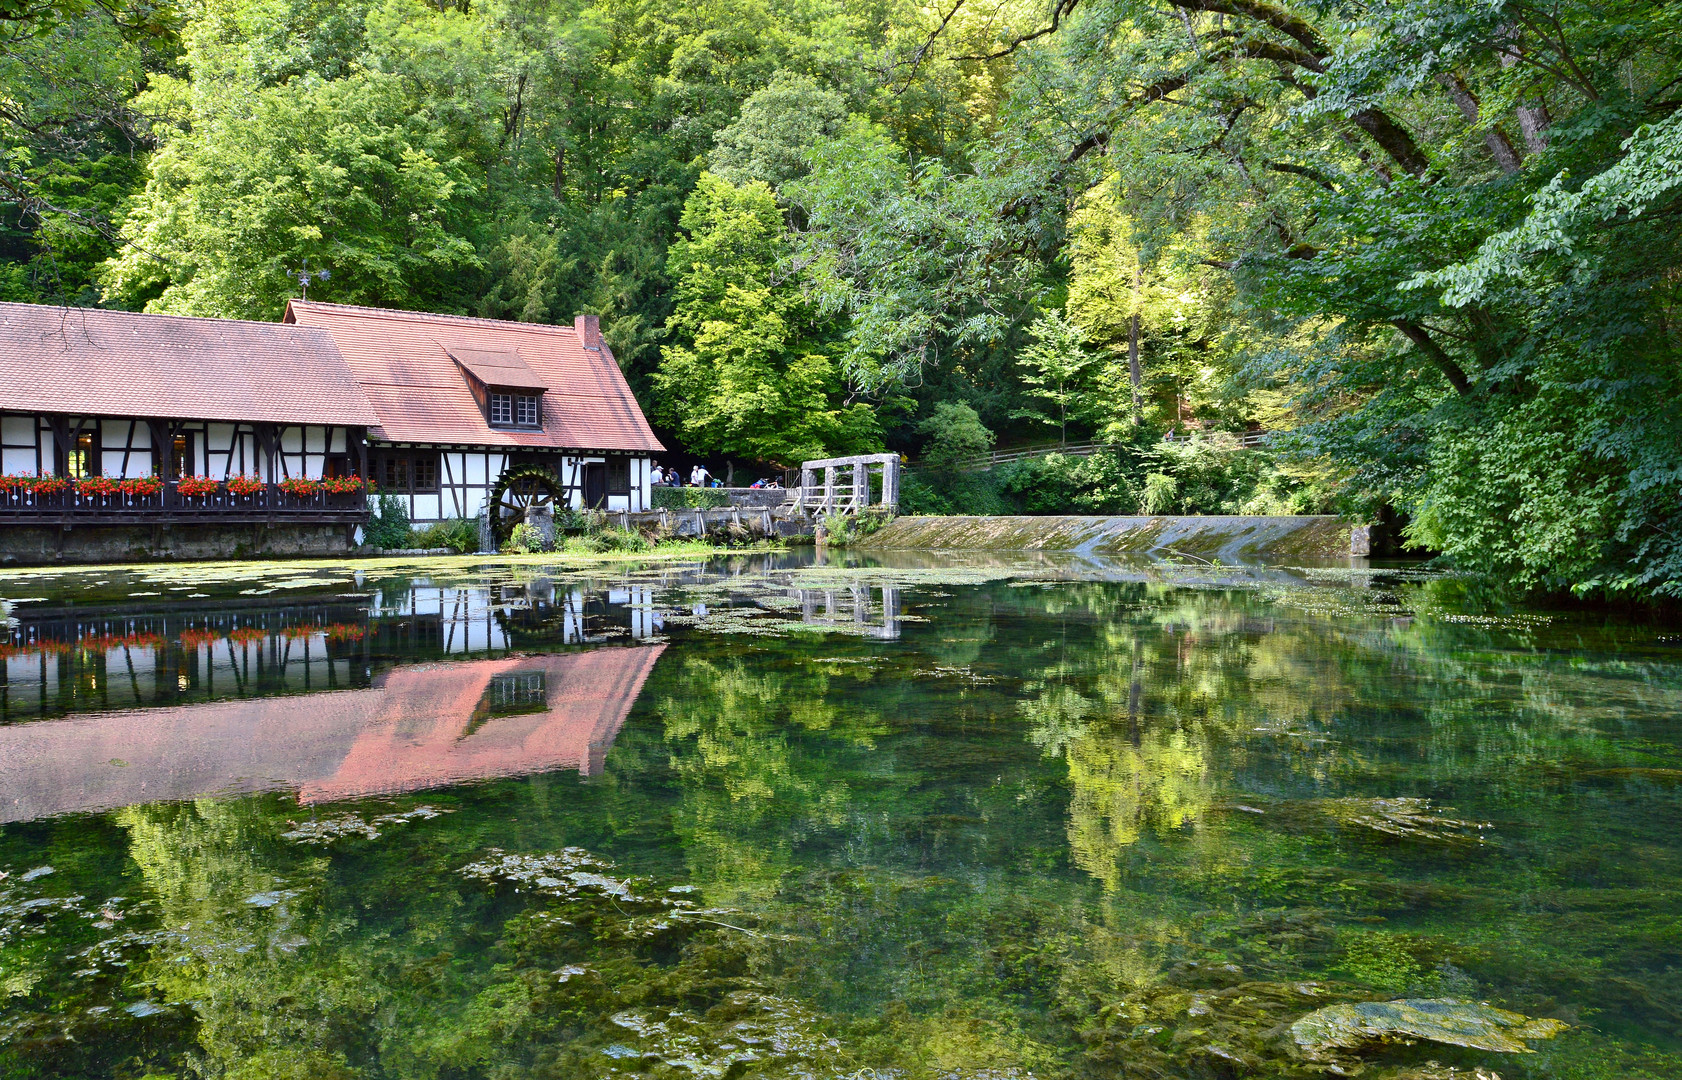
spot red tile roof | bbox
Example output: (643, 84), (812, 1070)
(286, 301), (663, 452)
(0, 302), (381, 427)
(447, 346), (550, 392)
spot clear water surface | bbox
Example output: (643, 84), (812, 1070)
(0, 551), (1677, 1079)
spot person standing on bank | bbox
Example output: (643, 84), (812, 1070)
(690, 463), (712, 488)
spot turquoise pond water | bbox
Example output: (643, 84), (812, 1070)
(0, 551), (1678, 1078)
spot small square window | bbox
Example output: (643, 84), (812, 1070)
(490, 394), (512, 425)
(382, 457), (408, 490)
(515, 395), (540, 426)
(412, 454), (438, 492)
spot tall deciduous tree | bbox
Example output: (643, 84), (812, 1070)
(653, 172), (880, 465)
(1012, 311), (1101, 446)
(102, 67), (480, 318)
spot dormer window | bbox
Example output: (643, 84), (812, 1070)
(446, 345), (549, 431)
(488, 393), (540, 428)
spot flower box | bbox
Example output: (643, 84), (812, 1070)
(176, 476), (220, 497)
(320, 475), (366, 495)
(225, 475), (264, 497)
(29, 476), (70, 496)
(75, 477), (122, 497)
(119, 476), (164, 497)
(278, 477), (320, 497)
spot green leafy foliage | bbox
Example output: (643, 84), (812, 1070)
(503, 521), (548, 554)
(908, 442), (1337, 518)
(1011, 312), (1103, 446)
(1001, 452), (1137, 516)
(653, 173), (881, 465)
(102, 67), (481, 318)
(363, 493), (411, 549)
(652, 487), (730, 509)
(413, 517), (481, 553)
(917, 402), (994, 470)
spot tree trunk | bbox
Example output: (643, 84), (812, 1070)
(1128, 318), (1143, 425)
(1436, 73), (1522, 173)
(1499, 30), (1551, 153)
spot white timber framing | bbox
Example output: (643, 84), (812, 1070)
(368, 445), (656, 525)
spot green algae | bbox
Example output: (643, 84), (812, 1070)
(0, 556), (1680, 1078)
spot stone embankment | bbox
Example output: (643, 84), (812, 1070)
(857, 515), (1366, 560)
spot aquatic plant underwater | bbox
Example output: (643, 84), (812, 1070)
(0, 554), (1677, 1078)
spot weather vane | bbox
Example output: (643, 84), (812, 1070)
(285, 259), (331, 300)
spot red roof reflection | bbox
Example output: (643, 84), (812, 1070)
(0, 647), (663, 823)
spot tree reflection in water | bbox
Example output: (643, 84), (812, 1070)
(0, 562), (1678, 1078)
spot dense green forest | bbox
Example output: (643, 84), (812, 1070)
(3, 0), (1680, 597)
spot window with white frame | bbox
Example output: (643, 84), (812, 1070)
(515, 395), (540, 426)
(489, 394), (513, 425)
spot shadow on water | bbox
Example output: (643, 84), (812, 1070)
(0, 550), (1678, 1078)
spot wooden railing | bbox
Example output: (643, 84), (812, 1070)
(0, 482), (368, 524)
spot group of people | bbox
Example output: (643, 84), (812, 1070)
(650, 464), (714, 488)
(649, 464), (783, 490)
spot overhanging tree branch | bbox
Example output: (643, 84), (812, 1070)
(1392, 319), (1472, 394)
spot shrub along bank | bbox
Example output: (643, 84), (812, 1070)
(901, 440), (1341, 518)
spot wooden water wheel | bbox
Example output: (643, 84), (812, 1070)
(488, 464), (562, 542)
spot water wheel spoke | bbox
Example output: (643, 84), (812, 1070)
(490, 465), (564, 543)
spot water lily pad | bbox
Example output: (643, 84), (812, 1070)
(1291, 998), (1567, 1057)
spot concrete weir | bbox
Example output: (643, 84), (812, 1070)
(857, 515), (1366, 560)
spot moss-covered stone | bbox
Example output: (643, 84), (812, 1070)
(859, 515), (1357, 560)
(1290, 998), (1568, 1057)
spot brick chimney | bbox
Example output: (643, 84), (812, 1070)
(575, 314), (602, 350)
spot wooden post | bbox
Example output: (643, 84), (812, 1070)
(852, 461), (867, 509)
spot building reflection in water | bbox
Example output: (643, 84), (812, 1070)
(0, 581), (664, 723)
(0, 644), (664, 823)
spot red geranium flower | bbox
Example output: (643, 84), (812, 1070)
(75, 476), (121, 497)
(278, 477), (320, 497)
(225, 475), (264, 497)
(119, 476), (163, 497)
(320, 475), (366, 494)
(176, 476), (220, 497)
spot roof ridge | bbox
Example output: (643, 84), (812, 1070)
(0, 300), (329, 334)
(291, 300), (582, 337)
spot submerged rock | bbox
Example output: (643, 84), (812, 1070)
(1291, 998), (1567, 1057)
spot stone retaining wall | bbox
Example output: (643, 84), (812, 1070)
(857, 515), (1364, 560)
(0, 523), (358, 564)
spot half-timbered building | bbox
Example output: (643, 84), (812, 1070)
(0, 303), (381, 531)
(286, 301), (663, 524)
(0, 299), (663, 559)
